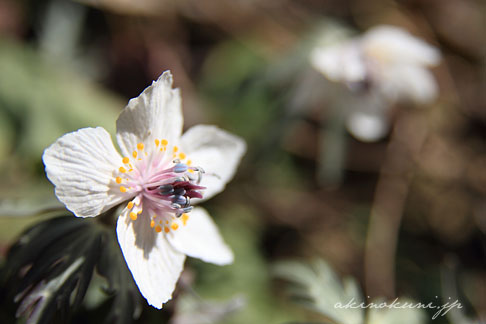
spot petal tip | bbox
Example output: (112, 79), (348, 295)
(157, 70), (174, 85)
(218, 249), (235, 266)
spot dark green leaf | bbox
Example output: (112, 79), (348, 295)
(1, 215), (142, 324)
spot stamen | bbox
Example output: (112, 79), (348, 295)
(172, 196), (187, 206)
(196, 168), (205, 184)
(173, 188), (186, 196)
(179, 206), (193, 216)
(186, 173), (197, 181)
(114, 139), (205, 231)
(183, 206), (193, 213)
(159, 184), (174, 195)
(181, 213), (189, 225)
(173, 163), (188, 173)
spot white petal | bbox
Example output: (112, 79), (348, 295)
(346, 110), (389, 142)
(42, 127), (125, 217)
(362, 25), (441, 66)
(116, 71), (183, 157)
(344, 93), (390, 142)
(167, 207), (233, 265)
(311, 42), (367, 83)
(116, 209), (186, 309)
(379, 65), (439, 104)
(180, 125), (246, 201)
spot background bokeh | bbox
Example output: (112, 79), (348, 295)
(0, 0), (484, 323)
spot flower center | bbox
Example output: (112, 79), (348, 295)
(114, 139), (205, 233)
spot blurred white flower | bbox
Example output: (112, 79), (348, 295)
(43, 71), (246, 309)
(311, 25), (441, 141)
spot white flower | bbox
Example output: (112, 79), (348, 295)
(42, 71), (246, 309)
(310, 25), (441, 141)
(311, 25), (441, 104)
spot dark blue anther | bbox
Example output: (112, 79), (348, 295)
(173, 188), (186, 196)
(159, 184), (174, 195)
(172, 196), (187, 205)
(183, 197), (191, 207)
(173, 163), (188, 173)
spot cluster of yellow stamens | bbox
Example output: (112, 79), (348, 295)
(148, 213), (190, 233)
(117, 156), (134, 193)
(115, 138), (195, 234)
(117, 139), (175, 193)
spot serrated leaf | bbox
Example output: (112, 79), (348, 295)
(273, 259), (364, 324)
(366, 298), (426, 324)
(2, 216), (88, 281)
(1, 215), (141, 324)
(96, 227), (142, 324)
(171, 293), (245, 324)
(15, 257), (85, 324)
(3, 217), (102, 324)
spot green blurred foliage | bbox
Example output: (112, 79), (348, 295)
(192, 205), (300, 323)
(199, 40), (278, 144)
(0, 38), (121, 164)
